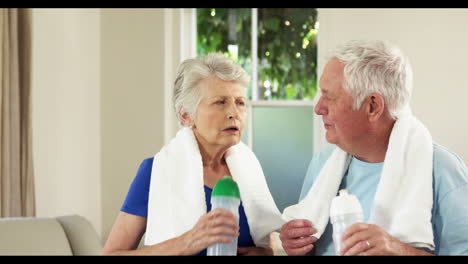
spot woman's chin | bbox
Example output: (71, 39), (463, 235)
(225, 137), (241, 147)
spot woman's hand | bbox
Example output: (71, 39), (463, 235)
(237, 246), (274, 256)
(177, 208), (239, 255)
(279, 219), (318, 255)
(340, 223), (434, 256)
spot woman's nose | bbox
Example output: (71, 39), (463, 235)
(227, 102), (239, 120)
(227, 110), (236, 119)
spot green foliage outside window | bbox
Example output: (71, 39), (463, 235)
(197, 8), (318, 101)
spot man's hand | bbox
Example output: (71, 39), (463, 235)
(340, 223), (434, 256)
(279, 219), (318, 255)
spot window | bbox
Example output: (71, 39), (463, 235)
(197, 8), (318, 100)
(196, 8), (318, 211)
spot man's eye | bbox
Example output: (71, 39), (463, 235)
(216, 100), (225, 105)
(237, 101), (245, 106)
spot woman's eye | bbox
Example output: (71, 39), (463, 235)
(237, 101), (245, 106)
(216, 100), (225, 105)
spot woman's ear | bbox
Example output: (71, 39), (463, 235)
(179, 110), (195, 128)
(367, 93), (386, 122)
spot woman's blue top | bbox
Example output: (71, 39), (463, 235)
(121, 157), (255, 255)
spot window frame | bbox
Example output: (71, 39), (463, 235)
(247, 8), (316, 149)
(168, 8), (325, 153)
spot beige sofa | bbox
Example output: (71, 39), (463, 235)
(0, 214), (102, 255)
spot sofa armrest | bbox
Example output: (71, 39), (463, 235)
(0, 217), (73, 255)
(57, 215), (102, 255)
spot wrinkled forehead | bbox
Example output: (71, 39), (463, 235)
(323, 58), (345, 79)
(198, 76), (247, 99)
(319, 59), (346, 92)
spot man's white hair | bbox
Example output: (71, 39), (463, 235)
(173, 53), (250, 126)
(330, 40), (413, 119)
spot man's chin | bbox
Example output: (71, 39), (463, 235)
(325, 133), (337, 145)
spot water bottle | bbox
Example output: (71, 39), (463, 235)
(207, 176), (240, 256)
(330, 189), (364, 255)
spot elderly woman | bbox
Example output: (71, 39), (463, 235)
(102, 53), (284, 256)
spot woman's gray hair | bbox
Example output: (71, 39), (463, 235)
(173, 53), (250, 126)
(330, 40), (413, 119)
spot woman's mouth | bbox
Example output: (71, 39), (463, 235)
(223, 126), (239, 134)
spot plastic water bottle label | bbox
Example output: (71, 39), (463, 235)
(206, 196), (240, 256)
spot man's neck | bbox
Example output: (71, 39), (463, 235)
(351, 119), (395, 163)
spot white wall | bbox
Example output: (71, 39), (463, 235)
(32, 9), (102, 232)
(318, 8), (468, 164)
(100, 8), (165, 241)
(32, 8), (167, 242)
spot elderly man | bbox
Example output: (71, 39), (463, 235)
(279, 40), (468, 255)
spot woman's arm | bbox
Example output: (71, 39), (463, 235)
(102, 212), (193, 255)
(102, 212), (157, 255)
(102, 209), (239, 255)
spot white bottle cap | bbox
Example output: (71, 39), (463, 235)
(330, 189), (363, 218)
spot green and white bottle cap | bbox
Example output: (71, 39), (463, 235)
(212, 176), (240, 199)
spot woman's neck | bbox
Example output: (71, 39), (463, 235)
(201, 151), (231, 188)
(195, 137), (232, 188)
(198, 143), (228, 169)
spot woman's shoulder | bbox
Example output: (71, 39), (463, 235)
(138, 157), (154, 170)
(140, 157), (155, 167)
(134, 157), (155, 182)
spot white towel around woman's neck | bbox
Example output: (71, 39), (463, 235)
(282, 110), (435, 250)
(145, 127), (285, 248)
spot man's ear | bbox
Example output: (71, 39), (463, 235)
(179, 110), (195, 128)
(367, 93), (386, 122)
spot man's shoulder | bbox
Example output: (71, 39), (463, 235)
(314, 144), (337, 163)
(433, 143), (467, 169)
(305, 144), (338, 176)
(432, 142), (468, 199)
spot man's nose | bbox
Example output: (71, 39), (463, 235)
(314, 96), (326, 115)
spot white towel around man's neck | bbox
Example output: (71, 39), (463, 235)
(282, 110), (435, 250)
(145, 127), (285, 248)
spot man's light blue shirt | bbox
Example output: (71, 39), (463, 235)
(299, 143), (468, 255)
